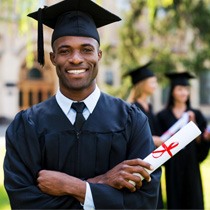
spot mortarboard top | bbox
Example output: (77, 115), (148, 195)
(27, 0), (121, 66)
(124, 62), (155, 85)
(165, 71), (195, 86)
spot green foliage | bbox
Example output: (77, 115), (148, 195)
(191, 1), (210, 43)
(151, 0), (210, 74)
(118, 0), (210, 97)
(101, 44), (118, 65)
(0, 0), (37, 25)
(113, 0), (210, 99)
(118, 0), (147, 73)
(16, 1), (38, 68)
(104, 78), (132, 101)
(0, 0), (39, 68)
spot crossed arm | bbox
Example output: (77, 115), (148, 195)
(37, 158), (153, 204)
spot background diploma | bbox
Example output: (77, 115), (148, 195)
(160, 112), (189, 142)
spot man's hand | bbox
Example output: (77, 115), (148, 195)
(87, 159), (153, 192)
(37, 170), (86, 203)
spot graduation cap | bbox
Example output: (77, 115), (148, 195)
(27, 0), (121, 66)
(165, 71), (195, 86)
(124, 62), (155, 85)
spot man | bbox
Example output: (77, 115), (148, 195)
(4, 0), (161, 209)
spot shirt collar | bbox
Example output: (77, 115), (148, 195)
(55, 85), (101, 115)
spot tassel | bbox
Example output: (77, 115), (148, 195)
(37, 8), (45, 66)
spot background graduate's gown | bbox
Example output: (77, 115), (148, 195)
(134, 102), (164, 209)
(4, 93), (161, 209)
(157, 108), (209, 209)
(134, 102), (160, 136)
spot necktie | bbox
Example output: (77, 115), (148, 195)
(71, 102), (86, 131)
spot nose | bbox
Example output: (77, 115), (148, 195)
(69, 51), (83, 64)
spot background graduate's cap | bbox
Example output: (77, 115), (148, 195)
(27, 0), (121, 66)
(124, 61), (155, 85)
(165, 71), (195, 86)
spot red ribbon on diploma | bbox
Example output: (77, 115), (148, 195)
(152, 142), (179, 158)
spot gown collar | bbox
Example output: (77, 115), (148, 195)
(55, 85), (101, 116)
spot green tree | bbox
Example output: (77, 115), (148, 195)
(0, 0), (39, 67)
(119, 0), (210, 98)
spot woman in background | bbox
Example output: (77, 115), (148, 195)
(125, 62), (164, 209)
(157, 72), (210, 209)
(126, 62), (163, 148)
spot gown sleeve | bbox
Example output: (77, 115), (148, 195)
(4, 110), (81, 209)
(89, 106), (161, 209)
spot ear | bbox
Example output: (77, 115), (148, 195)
(49, 52), (56, 66)
(98, 50), (102, 61)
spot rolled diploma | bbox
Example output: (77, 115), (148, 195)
(129, 121), (201, 185)
(160, 112), (189, 142)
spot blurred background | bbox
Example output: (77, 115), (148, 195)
(0, 0), (210, 209)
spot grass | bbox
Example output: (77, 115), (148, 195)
(0, 137), (210, 209)
(0, 138), (10, 210)
(201, 155), (210, 210)
(0, 187), (9, 210)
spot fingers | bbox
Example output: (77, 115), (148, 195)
(128, 173), (143, 188)
(187, 111), (196, 122)
(121, 159), (153, 189)
(123, 158), (153, 171)
(89, 158), (153, 192)
(128, 168), (151, 188)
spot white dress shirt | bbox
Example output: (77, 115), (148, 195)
(55, 86), (101, 210)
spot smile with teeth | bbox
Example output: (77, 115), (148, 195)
(67, 69), (86, 74)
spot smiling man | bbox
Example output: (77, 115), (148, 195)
(3, 0), (161, 209)
(51, 36), (101, 100)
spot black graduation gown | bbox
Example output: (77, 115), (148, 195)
(134, 102), (160, 136)
(134, 102), (164, 209)
(157, 108), (209, 209)
(4, 92), (161, 209)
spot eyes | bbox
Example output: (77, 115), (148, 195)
(175, 86), (190, 92)
(58, 47), (95, 55)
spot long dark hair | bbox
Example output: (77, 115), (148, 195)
(166, 84), (191, 109)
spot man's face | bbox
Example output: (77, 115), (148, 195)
(50, 36), (102, 96)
